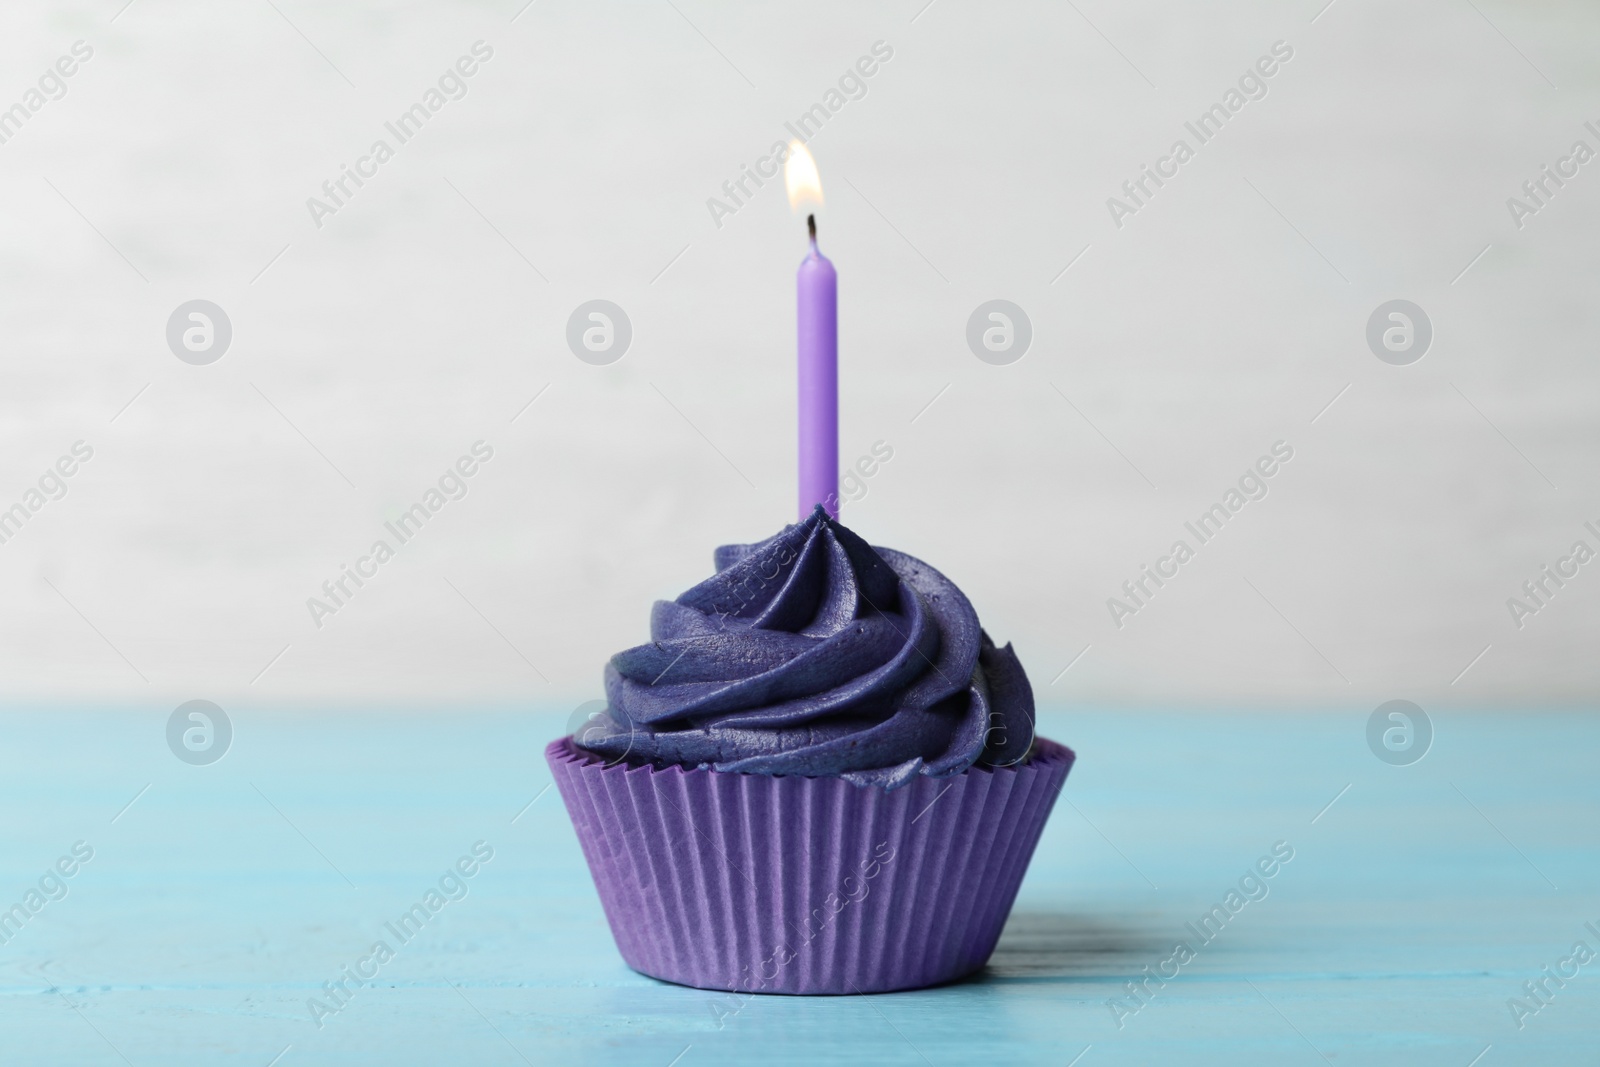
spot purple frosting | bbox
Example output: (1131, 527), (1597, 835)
(576, 507), (1036, 789)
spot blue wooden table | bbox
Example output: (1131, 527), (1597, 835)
(2, 707), (1594, 1065)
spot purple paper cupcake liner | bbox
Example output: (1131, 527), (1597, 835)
(546, 736), (1075, 995)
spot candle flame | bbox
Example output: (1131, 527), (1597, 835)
(784, 140), (824, 213)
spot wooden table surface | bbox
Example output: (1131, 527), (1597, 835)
(2, 707), (1594, 1065)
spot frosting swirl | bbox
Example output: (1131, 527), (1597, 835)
(577, 507), (1036, 788)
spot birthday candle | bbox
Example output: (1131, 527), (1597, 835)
(787, 142), (837, 520)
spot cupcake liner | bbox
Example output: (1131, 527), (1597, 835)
(546, 736), (1074, 995)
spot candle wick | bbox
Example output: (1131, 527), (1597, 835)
(807, 214), (816, 241)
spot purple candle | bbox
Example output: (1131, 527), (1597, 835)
(797, 215), (838, 520)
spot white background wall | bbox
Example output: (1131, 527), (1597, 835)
(0, 0), (1595, 713)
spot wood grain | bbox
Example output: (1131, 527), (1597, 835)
(0, 707), (1593, 1064)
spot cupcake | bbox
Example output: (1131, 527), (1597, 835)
(547, 506), (1073, 994)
